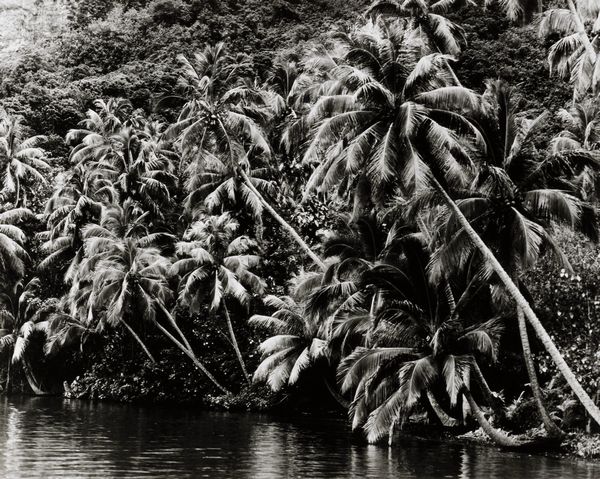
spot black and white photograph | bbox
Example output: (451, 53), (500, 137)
(0, 0), (599, 477)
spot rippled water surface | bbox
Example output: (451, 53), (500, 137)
(0, 397), (597, 478)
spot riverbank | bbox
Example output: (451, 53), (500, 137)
(58, 377), (600, 464)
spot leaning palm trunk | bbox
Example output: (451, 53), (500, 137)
(238, 169), (326, 271)
(222, 304), (251, 386)
(463, 388), (519, 447)
(22, 360), (47, 396)
(152, 319), (230, 395)
(431, 176), (600, 426)
(153, 304), (230, 394)
(470, 359), (503, 412)
(566, 0), (596, 61)
(427, 391), (459, 427)
(516, 306), (564, 437)
(121, 319), (156, 364)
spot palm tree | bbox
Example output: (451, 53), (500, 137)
(172, 212), (265, 385)
(0, 279), (50, 394)
(0, 113), (50, 207)
(420, 79), (595, 436)
(250, 292), (329, 391)
(539, 1), (599, 99)
(367, 0), (467, 56)
(302, 18), (474, 216)
(39, 166), (107, 283)
(551, 100), (600, 201)
(66, 98), (131, 166)
(83, 236), (231, 393)
(0, 207), (35, 279)
(166, 43), (325, 270)
(337, 234), (513, 445)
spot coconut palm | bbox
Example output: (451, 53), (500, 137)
(167, 44), (325, 270)
(172, 212), (265, 385)
(0, 279), (50, 394)
(38, 166), (107, 283)
(550, 100), (600, 201)
(539, 1), (600, 99)
(367, 0), (467, 56)
(66, 98), (132, 166)
(337, 234), (512, 445)
(419, 79), (598, 434)
(82, 237), (230, 393)
(250, 291), (329, 392)
(0, 207), (35, 279)
(0, 113), (50, 207)
(302, 18), (474, 216)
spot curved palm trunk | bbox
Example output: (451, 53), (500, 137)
(222, 304), (251, 386)
(323, 376), (349, 409)
(121, 319), (156, 364)
(427, 391), (459, 427)
(431, 176), (600, 426)
(463, 388), (519, 447)
(22, 360), (47, 396)
(470, 359), (503, 412)
(516, 306), (564, 437)
(238, 169), (326, 271)
(152, 319), (231, 395)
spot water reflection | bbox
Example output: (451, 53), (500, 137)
(0, 397), (596, 478)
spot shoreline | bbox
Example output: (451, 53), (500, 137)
(24, 387), (600, 465)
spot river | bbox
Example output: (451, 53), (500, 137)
(0, 397), (597, 478)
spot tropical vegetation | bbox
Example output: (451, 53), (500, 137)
(2, 0), (600, 455)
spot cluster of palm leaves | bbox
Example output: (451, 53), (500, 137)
(0, 0), (599, 447)
(250, 10), (600, 445)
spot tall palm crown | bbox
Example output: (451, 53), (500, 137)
(302, 18), (472, 212)
(90, 239), (172, 327)
(0, 279), (50, 394)
(165, 44), (276, 221)
(0, 114), (50, 207)
(165, 43), (270, 163)
(67, 98), (132, 166)
(337, 235), (503, 442)
(171, 213), (265, 313)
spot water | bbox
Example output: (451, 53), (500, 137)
(0, 397), (597, 478)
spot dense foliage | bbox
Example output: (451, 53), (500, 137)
(2, 0), (600, 452)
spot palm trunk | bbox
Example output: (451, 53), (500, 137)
(239, 169), (326, 271)
(222, 304), (251, 386)
(463, 388), (519, 447)
(22, 360), (47, 396)
(121, 319), (156, 364)
(566, 0), (596, 61)
(470, 358), (503, 412)
(151, 319), (231, 395)
(5, 353), (10, 393)
(516, 305), (564, 437)
(431, 176), (600, 426)
(427, 391), (459, 427)
(323, 376), (349, 409)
